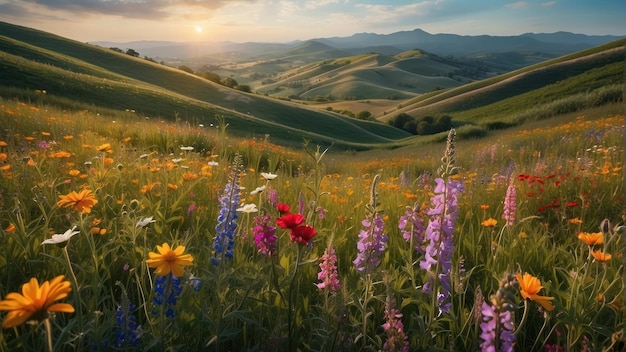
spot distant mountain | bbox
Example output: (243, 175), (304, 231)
(91, 29), (622, 60)
(314, 28), (622, 56)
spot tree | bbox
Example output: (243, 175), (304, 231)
(125, 48), (139, 57)
(221, 77), (238, 88)
(356, 111), (373, 121)
(235, 85), (251, 93)
(197, 71), (222, 84)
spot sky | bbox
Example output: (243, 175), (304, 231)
(0, 0), (624, 44)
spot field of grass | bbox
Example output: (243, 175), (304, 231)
(0, 22), (410, 150)
(0, 97), (623, 351)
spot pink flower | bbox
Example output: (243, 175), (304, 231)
(316, 247), (340, 292)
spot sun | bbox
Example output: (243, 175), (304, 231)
(194, 26), (203, 33)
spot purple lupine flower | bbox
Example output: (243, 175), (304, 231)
(382, 297), (409, 352)
(479, 273), (518, 352)
(354, 175), (388, 274)
(479, 302), (498, 352)
(419, 177), (463, 313)
(502, 178), (516, 226)
(211, 155), (242, 265)
(316, 247), (340, 292)
(354, 214), (388, 274)
(398, 202), (425, 254)
(480, 303), (515, 352)
(419, 129), (464, 313)
(253, 214), (278, 256)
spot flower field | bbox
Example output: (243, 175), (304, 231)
(0, 98), (623, 351)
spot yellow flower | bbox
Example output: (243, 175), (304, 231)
(577, 232), (603, 246)
(96, 143), (112, 153)
(68, 169), (81, 177)
(57, 189), (98, 213)
(481, 218), (498, 227)
(0, 275), (74, 328)
(516, 273), (554, 311)
(146, 243), (194, 277)
(591, 250), (612, 263)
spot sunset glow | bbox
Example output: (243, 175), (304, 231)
(0, 1), (622, 43)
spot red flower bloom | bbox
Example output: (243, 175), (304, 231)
(566, 201), (579, 207)
(276, 213), (305, 229)
(290, 225), (317, 245)
(277, 203), (291, 215)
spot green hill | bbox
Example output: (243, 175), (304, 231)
(0, 21), (411, 150)
(383, 39), (624, 128)
(255, 52), (468, 99)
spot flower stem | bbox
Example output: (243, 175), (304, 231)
(62, 246), (83, 333)
(288, 245), (302, 351)
(514, 299), (529, 336)
(44, 318), (53, 352)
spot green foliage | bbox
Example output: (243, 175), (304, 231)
(177, 65), (194, 74)
(0, 98), (622, 351)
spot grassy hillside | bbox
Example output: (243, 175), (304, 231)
(0, 21), (411, 150)
(392, 39), (624, 123)
(254, 52), (470, 100)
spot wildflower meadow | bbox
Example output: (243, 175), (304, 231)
(0, 99), (623, 351)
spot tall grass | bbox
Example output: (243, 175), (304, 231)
(0, 98), (623, 351)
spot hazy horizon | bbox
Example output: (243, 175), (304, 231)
(0, 0), (624, 44)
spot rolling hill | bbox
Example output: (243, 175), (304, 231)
(391, 39), (625, 125)
(252, 49), (480, 100)
(0, 21), (411, 150)
(0, 21), (623, 150)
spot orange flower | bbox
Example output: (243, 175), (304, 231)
(0, 141), (7, 147)
(516, 273), (555, 311)
(0, 275), (74, 328)
(146, 243), (194, 277)
(4, 223), (16, 233)
(591, 250), (612, 263)
(68, 169), (81, 177)
(57, 189), (98, 213)
(568, 217), (583, 224)
(480, 204), (490, 210)
(50, 151), (71, 159)
(481, 218), (498, 227)
(577, 232), (603, 246)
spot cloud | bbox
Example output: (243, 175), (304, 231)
(17, 0), (252, 19)
(541, 1), (556, 6)
(506, 1), (529, 9)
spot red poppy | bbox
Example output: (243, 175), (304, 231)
(566, 201), (579, 207)
(277, 203), (291, 215)
(290, 225), (316, 245)
(276, 213), (305, 229)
